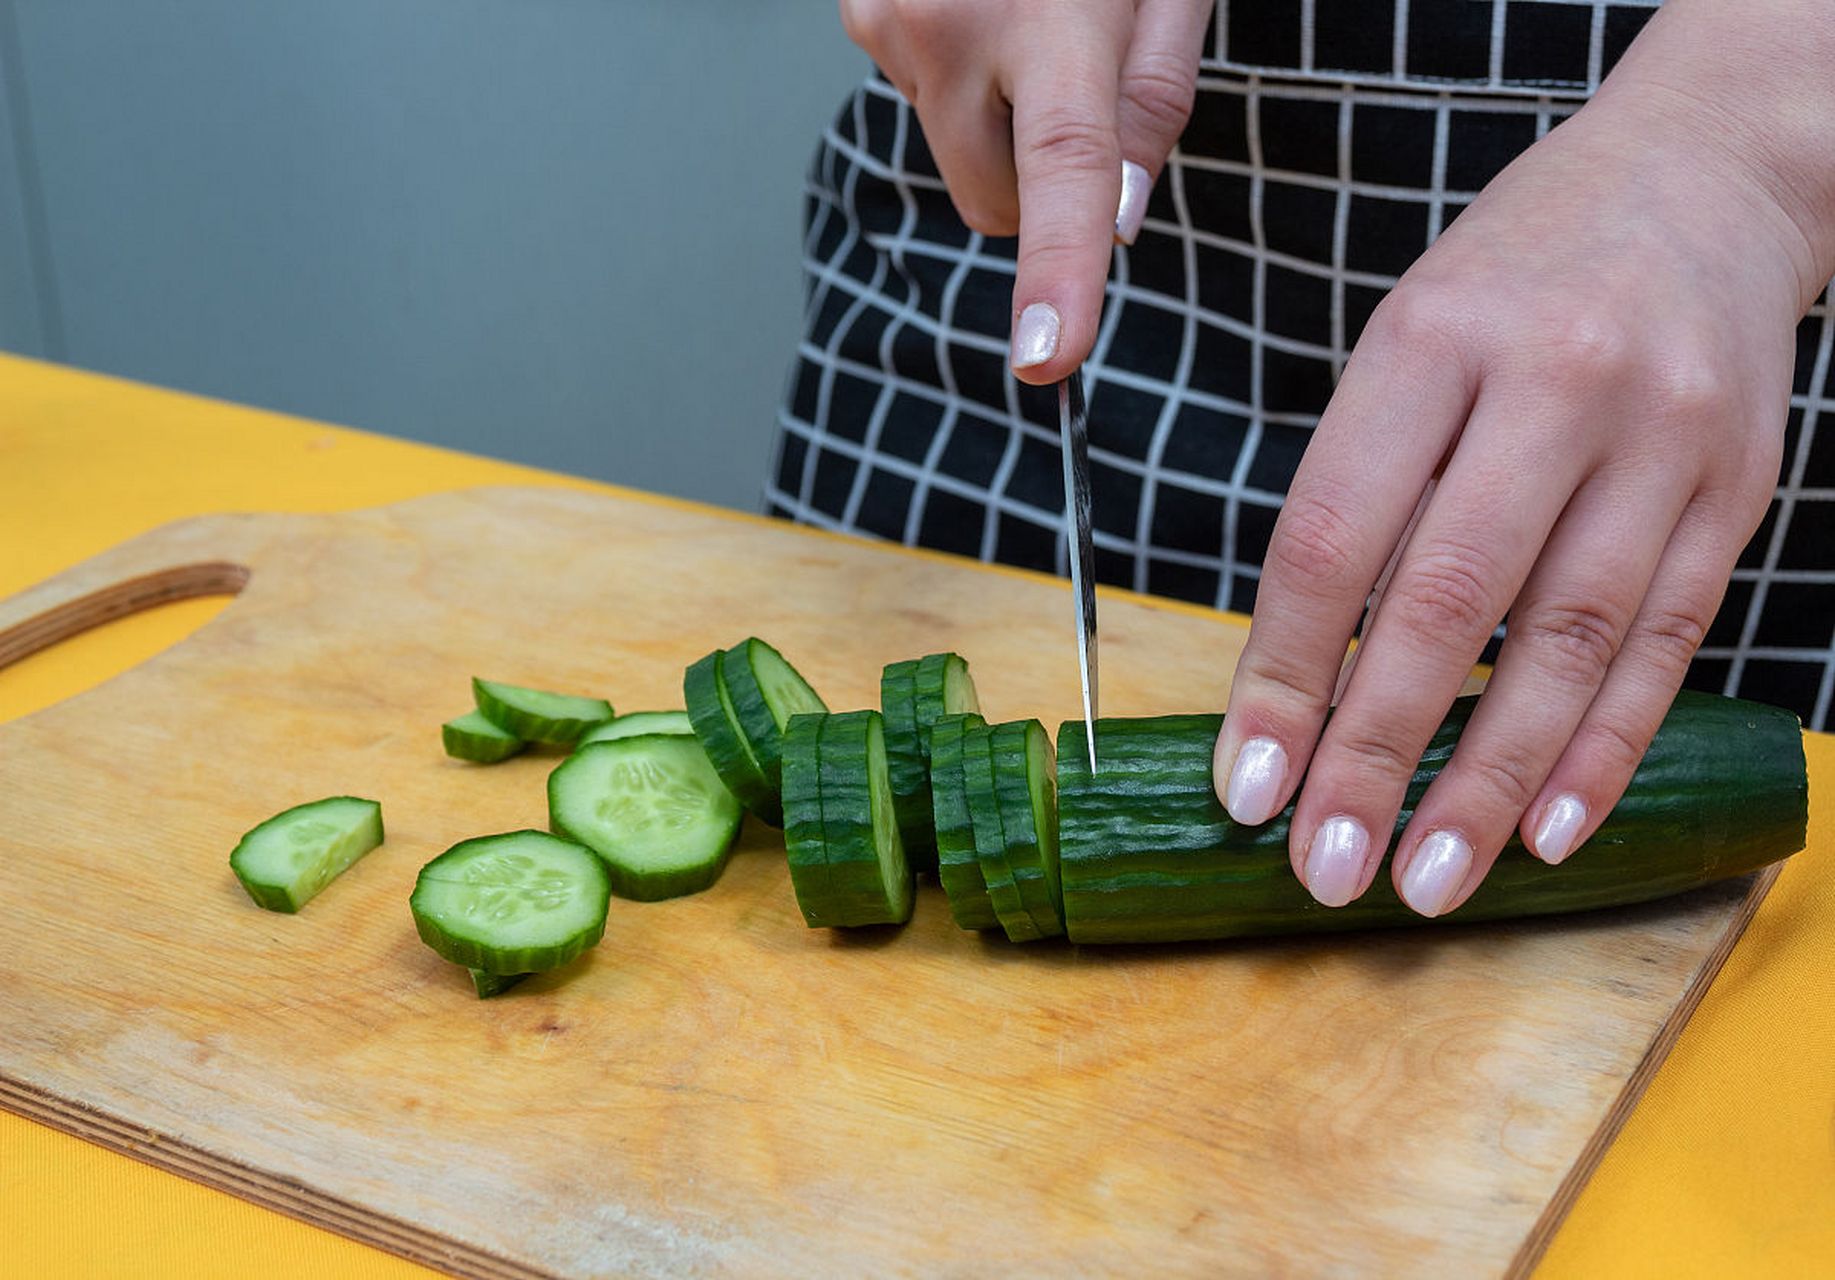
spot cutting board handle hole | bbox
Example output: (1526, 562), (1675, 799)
(0, 562), (250, 673)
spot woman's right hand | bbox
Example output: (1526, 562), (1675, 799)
(839, 0), (1213, 383)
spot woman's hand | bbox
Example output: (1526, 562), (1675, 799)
(839, 0), (1214, 382)
(1213, 0), (1835, 916)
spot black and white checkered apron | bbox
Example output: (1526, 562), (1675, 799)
(766, 0), (1835, 730)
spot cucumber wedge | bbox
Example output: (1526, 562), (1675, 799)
(1055, 692), (1810, 944)
(230, 796), (384, 913)
(443, 710), (528, 763)
(685, 650), (782, 825)
(929, 713), (998, 931)
(469, 969), (530, 999)
(410, 830), (610, 974)
(577, 710), (694, 748)
(472, 678), (613, 747)
(549, 735), (744, 901)
(960, 722), (1046, 942)
(781, 710), (914, 928)
(989, 719), (1064, 934)
(721, 637), (827, 787)
(881, 653), (982, 872)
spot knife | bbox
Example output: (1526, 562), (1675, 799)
(1058, 369), (1099, 771)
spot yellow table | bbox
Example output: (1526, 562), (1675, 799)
(2, 353), (1829, 1278)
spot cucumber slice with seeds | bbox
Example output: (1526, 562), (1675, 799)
(782, 710), (913, 928)
(472, 678), (613, 747)
(576, 711), (694, 748)
(930, 713), (997, 931)
(685, 650), (781, 825)
(882, 653), (982, 873)
(721, 637), (827, 788)
(230, 796), (384, 913)
(411, 830), (610, 975)
(989, 719), (1065, 934)
(443, 710), (528, 763)
(960, 724), (1044, 942)
(549, 735), (744, 900)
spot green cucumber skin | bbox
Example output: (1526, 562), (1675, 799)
(1056, 691), (1809, 945)
(912, 653), (978, 739)
(575, 711), (693, 748)
(229, 796), (385, 913)
(780, 713), (833, 927)
(470, 969), (530, 998)
(989, 720), (1065, 936)
(443, 711), (528, 764)
(721, 638), (825, 789)
(410, 830), (611, 975)
(684, 650), (782, 827)
(960, 723), (1045, 943)
(930, 714), (999, 931)
(471, 679), (612, 747)
(879, 660), (936, 869)
(786, 711), (915, 928)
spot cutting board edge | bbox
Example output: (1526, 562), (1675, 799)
(1506, 859), (1784, 1278)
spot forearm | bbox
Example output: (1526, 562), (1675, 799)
(1595, 0), (1835, 311)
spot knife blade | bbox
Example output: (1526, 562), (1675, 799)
(1058, 370), (1099, 771)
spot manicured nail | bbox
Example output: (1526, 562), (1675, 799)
(1303, 815), (1370, 908)
(1400, 830), (1473, 917)
(1533, 793), (1587, 864)
(1225, 736), (1288, 826)
(1115, 159), (1150, 244)
(1011, 302), (1060, 369)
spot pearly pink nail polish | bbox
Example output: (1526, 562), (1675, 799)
(1303, 815), (1370, 908)
(1225, 736), (1288, 826)
(1011, 302), (1060, 369)
(1115, 159), (1151, 244)
(1399, 830), (1473, 917)
(1533, 794), (1587, 864)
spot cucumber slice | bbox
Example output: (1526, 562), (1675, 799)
(229, 796), (384, 913)
(471, 678), (613, 747)
(469, 969), (529, 999)
(684, 650), (782, 826)
(959, 723), (1045, 942)
(548, 735), (744, 901)
(989, 719), (1065, 933)
(576, 710), (694, 748)
(783, 710), (914, 928)
(721, 637), (827, 788)
(881, 653), (982, 874)
(443, 710), (528, 763)
(929, 713), (998, 931)
(780, 712), (832, 926)
(410, 830), (610, 975)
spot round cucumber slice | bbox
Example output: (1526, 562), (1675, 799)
(443, 709), (528, 763)
(685, 650), (782, 825)
(785, 710), (913, 928)
(780, 712), (832, 925)
(230, 796), (384, 913)
(930, 713), (997, 931)
(990, 719), (1065, 933)
(410, 830), (610, 975)
(882, 653), (982, 874)
(961, 723), (1046, 942)
(721, 637), (827, 785)
(471, 678), (613, 747)
(576, 710), (694, 748)
(549, 735), (744, 901)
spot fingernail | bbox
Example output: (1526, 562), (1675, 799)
(1225, 736), (1288, 826)
(1011, 302), (1060, 369)
(1303, 816), (1370, 908)
(1115, 159), (1150, 244)
(1400, 830), (1473, 917)
(1533, 793), (1587, 864)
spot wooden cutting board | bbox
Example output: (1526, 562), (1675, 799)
(0, 486), (1777, 1279)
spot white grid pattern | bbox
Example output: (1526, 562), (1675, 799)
(767, 44), (1835, 728)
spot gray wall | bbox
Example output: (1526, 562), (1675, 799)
(0, 1), (866, 511)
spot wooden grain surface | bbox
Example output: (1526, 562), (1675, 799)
(0, 486), (1775, 1279)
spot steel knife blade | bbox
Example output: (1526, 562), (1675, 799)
(1058, 369), (1098, 771)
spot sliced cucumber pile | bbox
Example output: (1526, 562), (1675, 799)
(576, 710), (694, 747)
(549, 734), (744, 901)
(230, 796), (384, 912)
(684, 640), (825, 827)
(928, 713), (997, 931)
(443, 710), (527, 764)
(781, 710), (914, 927)
(880, 653), (981, 872)
(471, 678), (613, 747)
(411, 830), (610, 976)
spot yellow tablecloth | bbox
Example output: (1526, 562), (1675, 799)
(2, 353), (1829, 1277)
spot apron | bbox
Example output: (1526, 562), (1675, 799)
(767, 0), (1835, 730)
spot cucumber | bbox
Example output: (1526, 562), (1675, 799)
(469, 969), (529, 999)
(989, 719), (1064, 933)
(684, 650), (782, 826)
(410, 830), (610, 974)
(781, 710), (914, 928)
(229, 796), (384, 913)
(472, 678), (613, 747)
(576, 710), (694, 748)
(959, 722), (1047, 942)
(929, 713), (998, 931)
(548, 735), (744, 901)
(720, 637), (827, 787)
(1055, 691), (1810, 944)
(443, 710), (527, 763)
(881, 653), (982, 872)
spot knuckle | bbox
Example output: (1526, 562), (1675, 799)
(1454, 742), (1542, 812)
(1632, 602), (1713, 675)
(1242, 646), (1337, 712)
(1538, 314), (1638, 388)
(1330, 723), (1426, 781)
(1579, 714), (1653, 778)
(1266, 492), (1368, 599)
(1517, 600), (1624, 687)
(1644, 355), (1734, 422)
(1024, 105), (1118, 174)
(1365, 283), (1466, 360)
(1120, 56), (1197, 139)
(1387, 541), (1505, 642)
